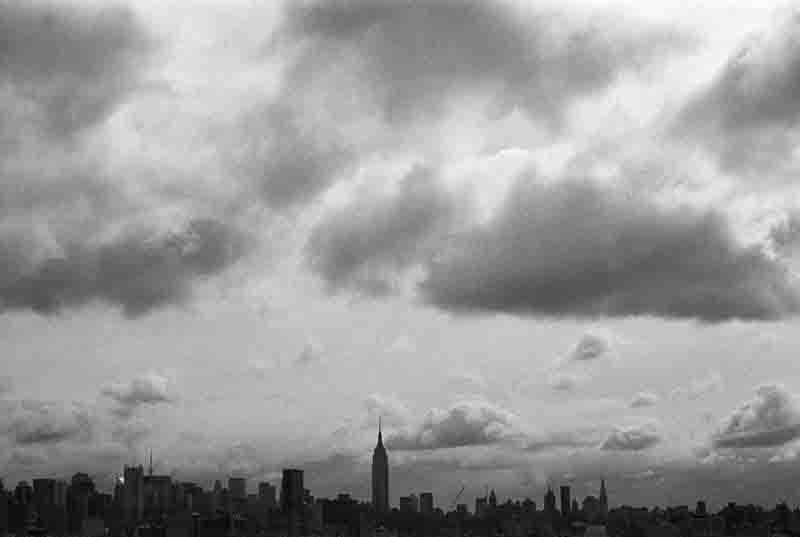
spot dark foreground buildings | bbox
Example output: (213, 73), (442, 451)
(1, 440), (798, 537)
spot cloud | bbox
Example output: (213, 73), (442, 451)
(0, 218), (250, 317)
(295, 342), (323, 366)
(363, 394), (412, 427)
(671, 372), (724, 401)
(386, 400), (519, 450)
(421, 179), (800, 321)
(0, 377), (13, 396)
(600, 421), (662, 451)
(1, 400), (93, 445)
(102, 372), (176, 417)
(307, 165), (466, 295)
(276, 0), (690, 127)
(525, 428), (604, 453)
(630, 392), (660, 408)
(674, 12), (800, 173)
(568, 333), (612, 362)
(547, 371), (588, 393)
(0, 2), (254, 319)
(713, 384), (800, 448)
(231, 103), (354, 209)
(687, 372), (724, 400)
(0, 0), (152, 141)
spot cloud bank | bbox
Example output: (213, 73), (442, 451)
(713, 384), (800, 448)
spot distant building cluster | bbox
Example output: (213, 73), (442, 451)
(0, 431), (797, 537)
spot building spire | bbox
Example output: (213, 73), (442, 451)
(377, 416), (383, 446)
(148, 448), (153, 476)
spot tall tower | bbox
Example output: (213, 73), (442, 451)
(599, 479), (608, 516)
(560, 486), (571, 518)
(371, 418), (389, 514)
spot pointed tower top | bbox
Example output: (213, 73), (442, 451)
(376, 416), (384, 448)
(148, 449), (153, 476)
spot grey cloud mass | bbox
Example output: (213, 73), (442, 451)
(0, 1), (250, 318)
(0, 219), (249, 317)
(278, 0), (690, 126)
(421, 179), (800, 321)
(713, 384), (800, 448)
(675, 12), (800, 172)
(386, 400), (518, 450)
(233, 104), (354, 209)
(0, 0), (152, 140)
(307, 166), (465, 295)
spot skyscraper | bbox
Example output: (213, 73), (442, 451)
(123, 465), (144, 524)
(560, 486), (571, 518)
(371, 419), (389, 514)
(228, 478), (247, 501)
(544, 487), (556, 515)
(599, 479), (608, 515)
(281, 469), (304, 537)
(419, 492), (434, 515)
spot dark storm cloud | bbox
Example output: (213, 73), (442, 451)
(674, 12), (800, 172)
(421, 179), (800, 321)
(0, 1), (246, 318)
(277, 0), (690, 126)
(232, 104), (354, 210)
(713, 384), (800, 448)
(0, 0), (152, 139)
(386, 400), (518, 451)
(600, 422), (662, 451)
(0, 219), (250, 317)
(307, 165), (465, 294)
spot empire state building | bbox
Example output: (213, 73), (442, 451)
(371, 419), (389, 513)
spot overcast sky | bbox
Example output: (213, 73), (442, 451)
(4, 0), (800, 510)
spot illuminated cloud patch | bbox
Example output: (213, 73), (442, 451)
(713, 384), (800, 448)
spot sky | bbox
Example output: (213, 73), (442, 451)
(4, 0), (800, 511)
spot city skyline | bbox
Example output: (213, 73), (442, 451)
(6, 0), (800, 517)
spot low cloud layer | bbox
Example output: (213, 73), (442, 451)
(569, 333), (612, 362)
(600, 422), (662, 451)
(0, 400), (92, 446)
(386, 400), (518, 450)
(421, 179), (800, 321)
(630, 392), (660, 408)
(713, 384), (800, 448)
(102, 372), (176, 418)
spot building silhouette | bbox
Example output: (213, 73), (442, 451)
(281, 469), (304, 537)
(228, 478), (247, 501)
(560, 486), (571, 518)
(371, 419), (389, 514)
(600, 479), (608, 517)
(544, 486), (556, 515)
(122, 465), (144, 525)
(419, 492), (434, 515)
